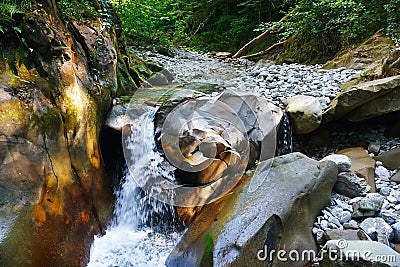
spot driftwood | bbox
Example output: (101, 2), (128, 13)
(240, 40), (286, 59)
(232, 10), (294, 58)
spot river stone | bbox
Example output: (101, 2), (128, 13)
(360, 218), (394, 241)
(323, 229), (368, 241)
(324, 75), (400, 122)
(391, 171), (400, 183)
(352, 194), (384, 219)
(285, 95), (322, 134)
(368, 141), (381, 154)
(166, 152), (338, 267)
(375, 148), (400, 170)
(337, 147), (376, 192)
(379, 210), (400, 225)
(392, 222), (400, 242)
(320, 154), (352, 172)
(320, 240), (400, 267)
(334, 171), (371, 198)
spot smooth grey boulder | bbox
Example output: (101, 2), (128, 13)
(319, 240), (400, 266)
(285, 95), (322, 134)
(166, 152), (338, 267)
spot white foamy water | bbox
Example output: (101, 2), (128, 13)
(88, 108), (181, 267)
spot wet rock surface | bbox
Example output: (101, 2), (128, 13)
(166, 152), (338, 267)
(130, 46), (400, 266)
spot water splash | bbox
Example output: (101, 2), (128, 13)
(88, 108), (181, 267)
(276, 113), (293, 156)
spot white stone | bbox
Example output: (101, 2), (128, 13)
(320, 154), (352, 172)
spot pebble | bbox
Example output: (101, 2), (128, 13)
(379, 187), (392, 196)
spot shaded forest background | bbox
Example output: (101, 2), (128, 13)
(0, 0), (399, 62)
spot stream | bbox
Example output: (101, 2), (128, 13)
(88, 47), (399, 266)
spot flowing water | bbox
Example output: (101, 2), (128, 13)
(88, 108), (181, 267)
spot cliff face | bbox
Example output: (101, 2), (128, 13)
(0, 2), (144, 266)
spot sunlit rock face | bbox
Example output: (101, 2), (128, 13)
(0, 3), (143, 266)
(166, 153), (338, 267)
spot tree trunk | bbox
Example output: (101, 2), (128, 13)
(240, 40), (286, 59)
(232, 10), (294, 58)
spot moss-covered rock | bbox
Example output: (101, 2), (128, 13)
(0, 2), (149, 266)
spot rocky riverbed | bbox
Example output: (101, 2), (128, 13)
(135, 46), (360, 109)
(133, 45), (400, 265)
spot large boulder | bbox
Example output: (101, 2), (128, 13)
(319, 240), (400, 266)
(0, 4), (148, 266)
(285, 95), (322, 134)
(322, 32), (395, 72)
(159, 90), (282, 188)
(324, 75), (400, 122)
(166, 152), (338, 267)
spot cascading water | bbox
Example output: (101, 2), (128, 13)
(88, 108), (181, 267)
(276, 113), (293, 156)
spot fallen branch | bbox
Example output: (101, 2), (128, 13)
(232, 10), (294, 58)
(240, 40), (286, 59)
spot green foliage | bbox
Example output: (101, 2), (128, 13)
(57, 0), (99, 21)
(384, 0), (400, 44)
(0, 1), (30, 32)
(109, 0), (177, 45)
(111, 0), (291, 51)
(258, 0), (400, 46)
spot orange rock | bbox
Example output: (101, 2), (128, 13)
(337, 147), (376, 192)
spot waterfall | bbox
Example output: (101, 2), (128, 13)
(88, 108), (181, 267)
(276, 113), (293, 156)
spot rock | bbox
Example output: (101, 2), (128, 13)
(334, 171), (371, 198)
(320, 154), (352, 172)
(330, 207), (352, 224)
(285, 95), (322, 134)
(379, 210), (400, 225)
(156, 46), (174, 57)
(324, 75), (400, 122)
(349, 88), (400, 121)
(376, 165), (392, 180)
(321, 219), (330, 230)
(0, 6), (134, 265)
(377, 230), (391, 246)
(360, 218), (394, 241)
(368, 141), (381, 154)
(375, 148), (400, 170)
(320, 240), (400, 266)
(380, 187), (392, 196)
(391, 171), (400, 183)
(315, 229), (326, 244)
(158, 90), (283, 186)
(392, 222), (400, 242)
(343, 220), (359, 230)
(352, 194), (384, 219)
(322, 32), (395, 71)
(323, 229), (369, 241)
(215, 52), (232, 58)
(337, 147), (376, 192)
(166, 153), (338, 267)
